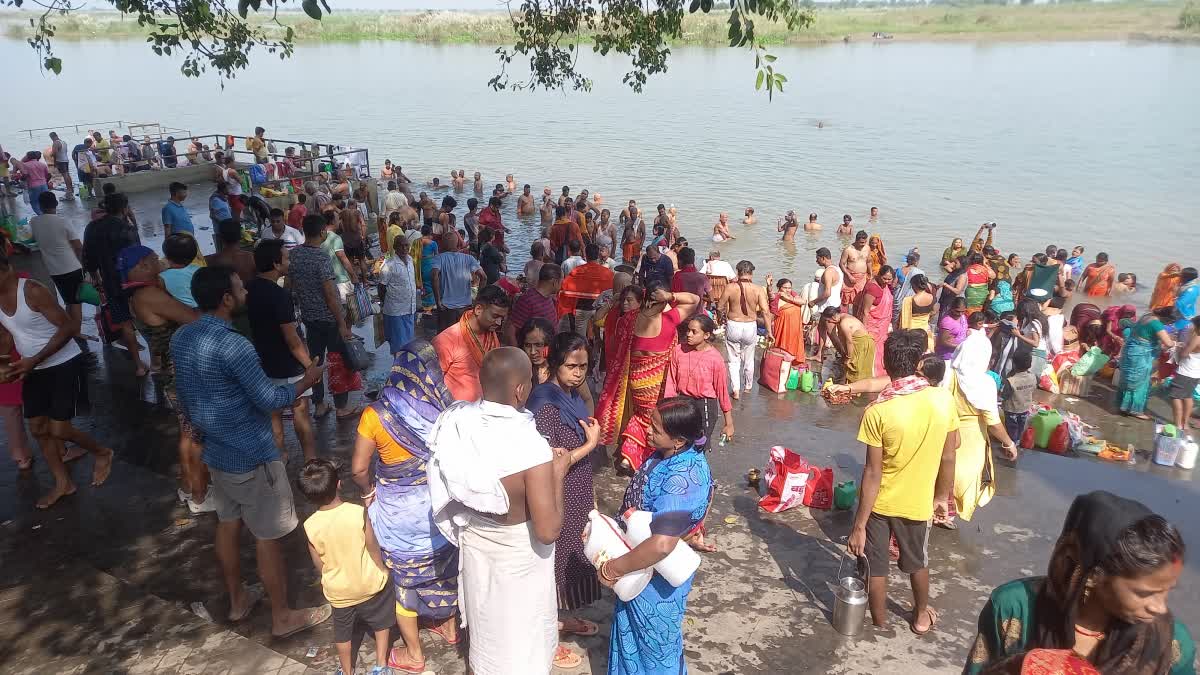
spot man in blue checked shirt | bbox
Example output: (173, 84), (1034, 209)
(171, 265), (331, 638)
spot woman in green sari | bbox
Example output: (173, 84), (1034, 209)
(1115, 307), (1178, 420)
(965, 491), (1193, 675)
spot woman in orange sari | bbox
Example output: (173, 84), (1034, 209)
(766, 276), (807, 363)
(597, 282), (699, 473)
(1150, 263), (1183, 311)
(867, 233), (887, 277)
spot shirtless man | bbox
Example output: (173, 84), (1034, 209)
(742, 207), (756, 225)
(518, 184), (536, 216)
(397, 195), (418, 228)
(430, 346), (588, 675)
(816, 307), (873, 384)
(539, 192), (556, 228)
(839, 230), (870, 312)
(506, 174), (517, 192)
(805, 212), (822, 231)
(419, 192), (438, 226)
(558, 185), (571, 207)
(472, 172), (483, 193)
(718, 261), (772, 399)
(428, 177), (446, 190)
(451, 170), (465, 190)
(837, 214), (854, 236)
(778, 210), (799, 242)
(619, 199), (638, 226)
(869, 206), (879, 222)
(713, 213), (735, 243)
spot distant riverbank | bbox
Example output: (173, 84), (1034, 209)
(3, 3), (1198, 46)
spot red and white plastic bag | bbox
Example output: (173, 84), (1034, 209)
(758, 446), (811, 513)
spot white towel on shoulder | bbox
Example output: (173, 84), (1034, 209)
(427, 399), (553, 546)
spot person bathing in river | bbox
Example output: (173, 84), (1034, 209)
(805, 212), (822, 231)
(712, 213), (735, 243)
(837, 214), (853, 236)
(518, 184), (536, 216)
(778, 210), (799, 242)
(839, 230), (870, 312)
(742, 207), (756, 225)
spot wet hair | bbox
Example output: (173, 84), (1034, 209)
(1096, 252), (1109, 263)
(104, 192), (128, 215)
(296, 458), (339, 506)
(38, 190), (57, 211)
(1117, 272), (1136, 286)
(517, 317), (555, 350)
(169, 181), (187, 198)
(548, 331), (589, 372)
(967, 311), (987, 329)
(162, 233), (199, 266)
(1180, 267), (1198, 285)
(677, 247), (696, 267)
(645, 279), (669, 300)
(918, 352), (945, 385)
(301, 214), (326, 238)
(619, 284), (645, 307)
(968, 253), (984, 266)
(441, 195), (457, 210)
(877, 264), (894, 279)
(1010, 349), (1033, 374)
(1045, 245), (1058, 257)
(191, 265), (236, 311)
(735, 260), (755, 276)
(217, 218), (243, 245)
(1032, 253), (1048, 265)
(855, 230), (868, 241)
(909, 274), (929, 293)
(1055, 249), (1068, 262)
(686, 314), (717, 342)
(479, 228), (495, 244)
(254, 238), (286, 273)
(656, 397), (706, 450)
(816, 247), (831, 261)
(488, 196), (502, 209)
(474, 284), (511, 309)
(1018, 299), (1050, 336)
(420, 223), (432, 237)
(1153, 305), (1181, 323)
(883, 329), (926, 379)
(821, 306), (839, 320)
(467, 197), (478, 210)
(538, 263), (563, 283)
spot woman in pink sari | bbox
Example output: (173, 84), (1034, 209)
(856, 265), (895, 377)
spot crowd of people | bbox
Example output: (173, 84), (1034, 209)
(0, 129), (1197, 674)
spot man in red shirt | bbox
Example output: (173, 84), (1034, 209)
(559, 244), (614, 336)
(286, 193), (307, 230)
(671, 247), (712, 301)
(503, 264), (562, 346)
(477, 196), (509, 254)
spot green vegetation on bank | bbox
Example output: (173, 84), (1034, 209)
(3, 3), (1194, 45)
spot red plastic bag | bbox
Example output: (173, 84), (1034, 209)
(802, 467), (834, 510)
(758, 446), (811, 513)
(759, 347), (794, 394)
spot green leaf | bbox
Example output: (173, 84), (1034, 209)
(689, 0), (701, 12)
(319, 0), (332, 14)
(237, 0), (250, 19)
(285, 26), (293, 41)
(764, 54), (776, 62)
(302, 0), (322, 20)
(45, 56), (62, 75)
(701, 0), (713, 12)
(755, 70), (764, 90)
(775, 73), (787, 83)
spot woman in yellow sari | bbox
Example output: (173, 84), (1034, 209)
(898, 274), (936, 351)
(936, 315), (1018, 529)
(867, 233), (887, 277)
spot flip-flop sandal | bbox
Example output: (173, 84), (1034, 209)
(15, 458), (33, 471)
(271, 604), (331, 639)
(387, 647), (427, 673)
(428, 620), (462, 645)
(559, 618), (599, 637)
(553, 645), (583, 669)
(228, 586), (263, 622)
(910, 607), (938, 636)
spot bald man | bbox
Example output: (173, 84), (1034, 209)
(428, 347), (585, 675)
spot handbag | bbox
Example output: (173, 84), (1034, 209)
(353, 283), (374, 320)
(344, 337), (371, 372)
(759, 347), (794, 394)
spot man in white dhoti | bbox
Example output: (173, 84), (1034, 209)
(428, 347), (575, 675)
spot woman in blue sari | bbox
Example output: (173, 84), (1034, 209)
(1174, 267), (1199, 332)
(351, 340), (459, 672)
(598, 397), (714, 675)
(1115, 307), (1178, 420)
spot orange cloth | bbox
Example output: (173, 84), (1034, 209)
(432, 312), (499, 401)
(771, 303), (806, 364)
(867, 234), (887, 277)
(1083, 263), (1114, 297)
(356, 406), (412, 465)
(558, 262), (614, 317)
(548, 218), (584, 258)
(1151, 263), (1182, 310)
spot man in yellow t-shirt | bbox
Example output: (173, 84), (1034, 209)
(247, 126), (270, 164)
(298, 458), (394, 675)
(848, 329), (959, 636)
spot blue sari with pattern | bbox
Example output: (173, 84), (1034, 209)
(368, 339), (459, 620)
(608, 446), (713, 675)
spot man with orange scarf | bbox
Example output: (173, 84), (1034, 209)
(597, 284), (699, 472)
(558, 243), (613, 336)
(433, 285), (511, 401)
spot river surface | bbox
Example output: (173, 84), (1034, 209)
(3, 38), (1198, 299)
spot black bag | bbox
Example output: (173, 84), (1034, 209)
(344, 337), (371, 372)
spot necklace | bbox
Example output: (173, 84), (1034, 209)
(1074, 625), (1106, 639)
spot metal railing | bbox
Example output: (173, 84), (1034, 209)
(18, 120), (128, 140)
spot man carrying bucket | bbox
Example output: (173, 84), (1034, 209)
(847, 329), (959, 635)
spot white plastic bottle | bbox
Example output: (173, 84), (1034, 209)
(582, 510), (652, 601)
(1177, 437), (1199, 470)
(621, 509), (702, 587)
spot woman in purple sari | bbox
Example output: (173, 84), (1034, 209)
(527, 332), (602, 671)
(351, 339), (459, 672)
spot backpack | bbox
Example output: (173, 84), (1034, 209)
(248, 163), (267, 185)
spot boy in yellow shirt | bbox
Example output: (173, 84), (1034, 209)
(298, 459), (396, 675)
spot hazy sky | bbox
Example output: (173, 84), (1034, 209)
(57, 0), (513, 8)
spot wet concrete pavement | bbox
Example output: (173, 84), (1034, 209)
(1, 188), (1198, 673)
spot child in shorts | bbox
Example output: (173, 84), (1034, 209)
(298, 459), (395, 675)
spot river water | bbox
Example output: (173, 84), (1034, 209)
(4, 38), (1198, 300)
